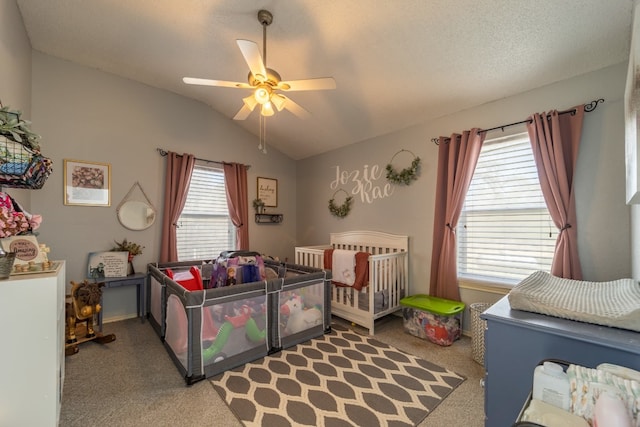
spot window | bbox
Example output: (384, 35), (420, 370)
(176, 163), (235, 261)
(457, 133), (557, 284)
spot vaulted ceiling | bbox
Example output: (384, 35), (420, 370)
(16, 0), (633, 159)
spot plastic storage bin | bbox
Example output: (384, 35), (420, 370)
(400, 294), (465, 346)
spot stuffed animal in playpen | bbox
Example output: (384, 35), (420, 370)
(65, 280), (115, 355)
(280, 294), (322, 335)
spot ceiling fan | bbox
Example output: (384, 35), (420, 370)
(183, 9), (336, 121)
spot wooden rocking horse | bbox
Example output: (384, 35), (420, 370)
(65, 280), (116, 356)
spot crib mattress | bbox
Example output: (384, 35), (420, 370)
(508, 271), (640, 332)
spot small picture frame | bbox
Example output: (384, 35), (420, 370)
(257, 177), (278, 207)
(87, 251), (128, 278)
(0, 235), (45, 265)
(64, 159), (111, 206)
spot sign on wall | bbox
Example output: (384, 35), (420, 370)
(257, 177), (278, 207)
(330, 164), (394, 204)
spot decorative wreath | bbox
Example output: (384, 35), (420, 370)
(386, 149), (421, 185)
(328, 189), (353, 218)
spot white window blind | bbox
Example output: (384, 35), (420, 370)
(457, 133), (557, 284)
(176, 163), (235, 261)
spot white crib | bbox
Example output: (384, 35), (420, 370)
(295, 230), (409, 335)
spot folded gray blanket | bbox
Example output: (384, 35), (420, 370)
(508, 271), (640, 332)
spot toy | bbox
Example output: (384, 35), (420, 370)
(280, 294), (322, 335)
(65, 280), (116, 355)
(202, 304), (266, 362)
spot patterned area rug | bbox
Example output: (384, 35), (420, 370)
(210, 324), (465, 427)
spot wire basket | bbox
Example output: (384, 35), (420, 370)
(470, 302), (493, 365)
(0, 252), (16, 279)
(0, 137), (52, 189)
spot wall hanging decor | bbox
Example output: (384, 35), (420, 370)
(257, 177), (278, 207)
(0, 103), (53, 189)
(63, 159), (111, 206)
(328, 188), (353, 218)
(116, 182), (156, 230)
(386, 149), (421, 185)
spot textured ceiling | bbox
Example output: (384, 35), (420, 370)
(16, 0), (633, 159)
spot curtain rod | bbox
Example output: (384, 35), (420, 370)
(430, 98), (604, 145)
(156, 148), (250, 169)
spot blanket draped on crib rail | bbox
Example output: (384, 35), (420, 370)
(323, 249), (369, 291)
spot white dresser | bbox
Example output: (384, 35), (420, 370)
(0, 261), (66, 427)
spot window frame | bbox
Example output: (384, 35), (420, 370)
(175, 162), (236, 262)
(457, 132), (557, 286)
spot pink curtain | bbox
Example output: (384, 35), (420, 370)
(160, 152), (195, 263)
(429, 129), (486, 301)
(526, 106), (585, 279)
(223, 163), (249, 250)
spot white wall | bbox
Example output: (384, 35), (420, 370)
(297, 63), (631, 310)
(29, 52), (298, 322)
(0, 0), (32, 209)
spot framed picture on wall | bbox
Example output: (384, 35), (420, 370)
(257, 177), (278, 207)
(63, 159), (111, 206)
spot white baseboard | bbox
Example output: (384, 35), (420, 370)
(103, 313), (138, 324)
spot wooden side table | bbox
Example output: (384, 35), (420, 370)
(88, 273), (147, 330)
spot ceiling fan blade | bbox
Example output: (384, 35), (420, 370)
(278, 77), (336, 92)
(183, 77), (252, 89)
(280, 95), (311, 119)
(233, 104), (253, 120)
(236, 39), (267, 81)
(242, 95), (258, 111)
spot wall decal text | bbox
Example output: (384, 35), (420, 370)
(330, 164), (394, 204)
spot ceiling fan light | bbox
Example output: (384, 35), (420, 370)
(243, 95), (258, 111)
(254, 86), (271, 104)
(261, 102), (275, 116)
(271, 94), (286, 111)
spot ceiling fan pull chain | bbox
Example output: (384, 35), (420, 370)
(262, 116), (267, 154)
(258, 115), (263, 151)
(259, 115), (267, 154)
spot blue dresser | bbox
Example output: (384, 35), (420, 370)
(481, 296), (640, 427)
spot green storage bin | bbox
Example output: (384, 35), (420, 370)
(400, 294), (465, 346)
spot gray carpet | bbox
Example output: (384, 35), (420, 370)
(59, 315), (485, 427)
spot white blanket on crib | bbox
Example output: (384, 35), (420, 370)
(332, 249), (357, 286)
(508, 271), (640, 332)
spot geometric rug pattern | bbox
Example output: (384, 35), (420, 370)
(211, 323), (465, 427)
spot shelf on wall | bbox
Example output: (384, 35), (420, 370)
(255, 213), (283, 224)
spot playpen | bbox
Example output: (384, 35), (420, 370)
(147, 259), (331, 384)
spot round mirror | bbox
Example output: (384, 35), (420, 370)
(116, 182), (157, 231)
(117, 200), (156, 230)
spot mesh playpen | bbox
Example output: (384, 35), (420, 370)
(147, 256), (331, 384)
